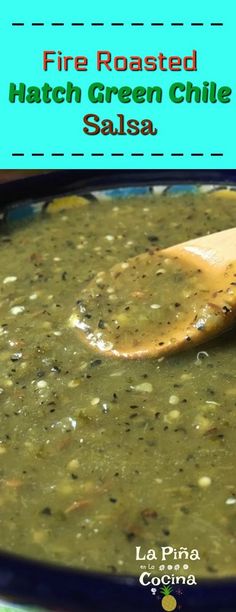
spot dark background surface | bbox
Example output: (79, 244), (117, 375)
(0, 170), (236, 206)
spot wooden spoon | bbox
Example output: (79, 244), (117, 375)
(69, 227), (236, 359)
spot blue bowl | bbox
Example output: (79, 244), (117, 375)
(0, 170), (235, 612)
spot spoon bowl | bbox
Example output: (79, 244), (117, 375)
(69, 227), (236, 359)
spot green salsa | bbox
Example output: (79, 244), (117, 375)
(0, 191), (235, 577)
(70, 246), (236, 359)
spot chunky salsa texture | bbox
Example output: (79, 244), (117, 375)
(0, 192), (235, 577)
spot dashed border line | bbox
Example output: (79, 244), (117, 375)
(11, 22), (224, 27)
(10, 153), (224, 158)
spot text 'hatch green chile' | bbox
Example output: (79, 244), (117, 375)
(8, 81), (232, 104)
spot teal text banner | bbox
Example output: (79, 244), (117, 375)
(1, 0), (235, 168)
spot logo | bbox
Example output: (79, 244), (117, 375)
(136, 545), (200, 609)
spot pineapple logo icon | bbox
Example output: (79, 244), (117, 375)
(160, 585), (177, 611)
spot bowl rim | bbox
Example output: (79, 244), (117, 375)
(0, 171), (236, 611)
(1, 169), (236, 209)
